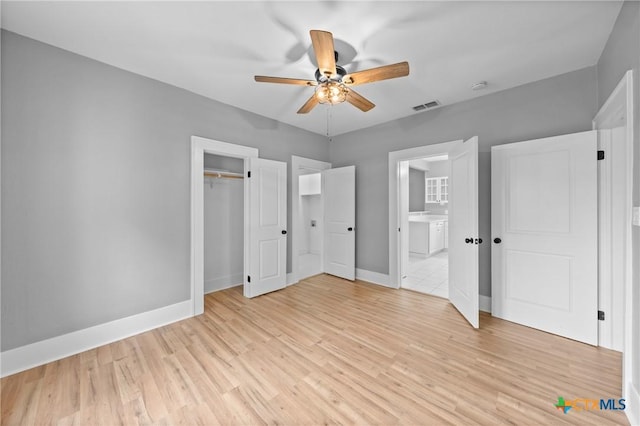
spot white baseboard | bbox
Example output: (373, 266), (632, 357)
(204, 274), (242, 293)
(408, 251), (427, 257)
(480, 295), (491, 313)
(205, 282), (242, 294)
(287, 273), (298, 286)
(204, 274), (243, 294)
(356, 268), (394, 288)
(0, 300), (192, 378)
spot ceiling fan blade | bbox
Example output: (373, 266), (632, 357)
(346, 89), (375, 112)
(255, 76), (317, 86)
(297, 94), (319, 114)
(343, 61), (409, 86)
(310, 30), (337, 78)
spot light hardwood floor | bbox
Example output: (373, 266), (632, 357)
(1, 274), (628, 425)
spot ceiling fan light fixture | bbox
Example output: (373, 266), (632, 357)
(254, 30), (409, 114)
(315, 80), (348, 105)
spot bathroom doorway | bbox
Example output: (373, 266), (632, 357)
(400, 155), (450, 298)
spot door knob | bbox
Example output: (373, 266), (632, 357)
(465, 238), (473, 243)
(347, 227), (354, 231)
(494, 238), (501, 244)
(281, 230), (287, 235)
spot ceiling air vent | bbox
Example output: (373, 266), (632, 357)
(412, 100), (441, 111)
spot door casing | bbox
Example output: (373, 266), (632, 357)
(593, 70), (637, 424)
(190, 136), (258, 315)
(388, 140), (462, 288)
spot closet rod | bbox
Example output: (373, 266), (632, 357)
(204, 170), (244, 180)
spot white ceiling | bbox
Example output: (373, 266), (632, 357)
(1, 1), (622, 137)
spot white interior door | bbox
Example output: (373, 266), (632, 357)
(323, 166), (355, 280)
(491, 131), (597, 345)
(448, 137), (480, 328)
(246, 157), (287, 298)
(399, 162), (410, 281)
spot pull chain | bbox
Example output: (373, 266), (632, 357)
(326, 105), (330, 138)
(326, 104), (334, 139)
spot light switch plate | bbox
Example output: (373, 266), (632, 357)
(633, 207), (640, 226)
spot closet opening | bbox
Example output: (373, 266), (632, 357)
(203, 154), (244, 294)
(190, 135), (258, 315)
(400, 155), (450, 297)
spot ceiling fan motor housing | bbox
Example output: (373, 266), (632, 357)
(315, 64), (347, 83)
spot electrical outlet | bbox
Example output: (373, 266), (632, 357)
(633, 207), (640, 226)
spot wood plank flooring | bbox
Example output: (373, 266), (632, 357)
(1, 274), (628, 425)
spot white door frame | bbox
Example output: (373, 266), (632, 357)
(190, 136), (258, 315)
(593, 70), (637, 424)
(291, 155), (331, 285)
(388, 140), (462, 288)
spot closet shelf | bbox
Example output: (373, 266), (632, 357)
(204, 169), (244, 179)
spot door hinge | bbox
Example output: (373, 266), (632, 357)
(247, 171), (251, 178)
(597, 150), (605, 160)
(598, 310), (605, 321)
(247, 275), (251, 283)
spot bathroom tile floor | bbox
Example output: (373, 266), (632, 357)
(402, 251), (449, 298)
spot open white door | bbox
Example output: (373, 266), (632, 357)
(491, 131), (597, 345)
(448, 136), (479, 328)
(245, 157), (287, 298)
(399, 162), (410, 282)
(323, 166), (355, 280)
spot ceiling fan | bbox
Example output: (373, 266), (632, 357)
(254, 30), (410, 114)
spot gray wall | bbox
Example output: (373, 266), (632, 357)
(596, 0), (640, 384)
(329, 66), (598, 297)
(408, 168), (425, 212)
(1, 31), (329, 351)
